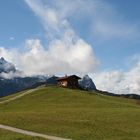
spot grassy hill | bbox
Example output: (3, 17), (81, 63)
(0, 86), (140, 140)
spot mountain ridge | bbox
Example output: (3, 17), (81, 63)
(0, 57), (140, 100)
(0, 57), (48, 97)
(0, 57), (16, 74)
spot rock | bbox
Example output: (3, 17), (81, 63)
(79, 75), (96, 91)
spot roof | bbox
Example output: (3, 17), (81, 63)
(57, 75), (81, 81)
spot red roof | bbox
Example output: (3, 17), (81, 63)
(57, 75), (81, 81)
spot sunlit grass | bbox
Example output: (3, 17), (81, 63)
(0, 86), (140, 140)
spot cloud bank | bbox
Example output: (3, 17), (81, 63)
(0, 38), (98, 76)
(93, 57), (140, 95)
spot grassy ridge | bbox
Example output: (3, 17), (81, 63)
(0, 86), (140, 140)
(0, 129), (45, 140)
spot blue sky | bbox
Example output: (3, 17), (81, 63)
(0, 0), (140, 71)
(0, 0), (45, 47)
(0, 0), (140, 94)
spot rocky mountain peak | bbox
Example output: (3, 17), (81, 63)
(0, 57), (6, 63)
(0, 57), (16, 73)
(79, 75), (97, 91)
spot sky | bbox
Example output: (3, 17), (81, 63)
(0, 0), (140, 95)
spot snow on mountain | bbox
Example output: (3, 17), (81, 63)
(0, 57), (16, 73)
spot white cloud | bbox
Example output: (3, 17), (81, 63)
(92, 57), (140, 95)
(0, 47), (16, 62)
(24, 0), (70, 39)
(0, 38), (98, 76)
(19, 0), (98, 75)
(24, 38), (98, 75)
(0, 71), (25, 79)
(32, 0), (140, 40)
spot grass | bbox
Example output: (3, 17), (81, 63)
(0, 86), (140, 140)
(0, 129), (45, 140)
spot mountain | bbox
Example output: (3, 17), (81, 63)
(79, 75), (96, 91)
(0, 57), (48, 97)
(46, 75), (58, 85)
(0, 57), (16, 73)
(0, 58), (139, 99)
(0, 76), (47, 97)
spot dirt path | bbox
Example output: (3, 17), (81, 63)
(0, 89), (37, 104)
(0, 124), (71, 140)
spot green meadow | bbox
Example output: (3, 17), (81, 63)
(0, 86), (140, 140)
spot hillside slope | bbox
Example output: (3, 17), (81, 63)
(0, 86), (140, 140)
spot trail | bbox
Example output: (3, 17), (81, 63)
(0, 88), (37, 104)
(0, 124), (71, 140)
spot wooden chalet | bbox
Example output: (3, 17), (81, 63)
(57, 75), (81, 89)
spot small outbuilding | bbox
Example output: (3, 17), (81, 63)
(57, 75), (81, 89)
